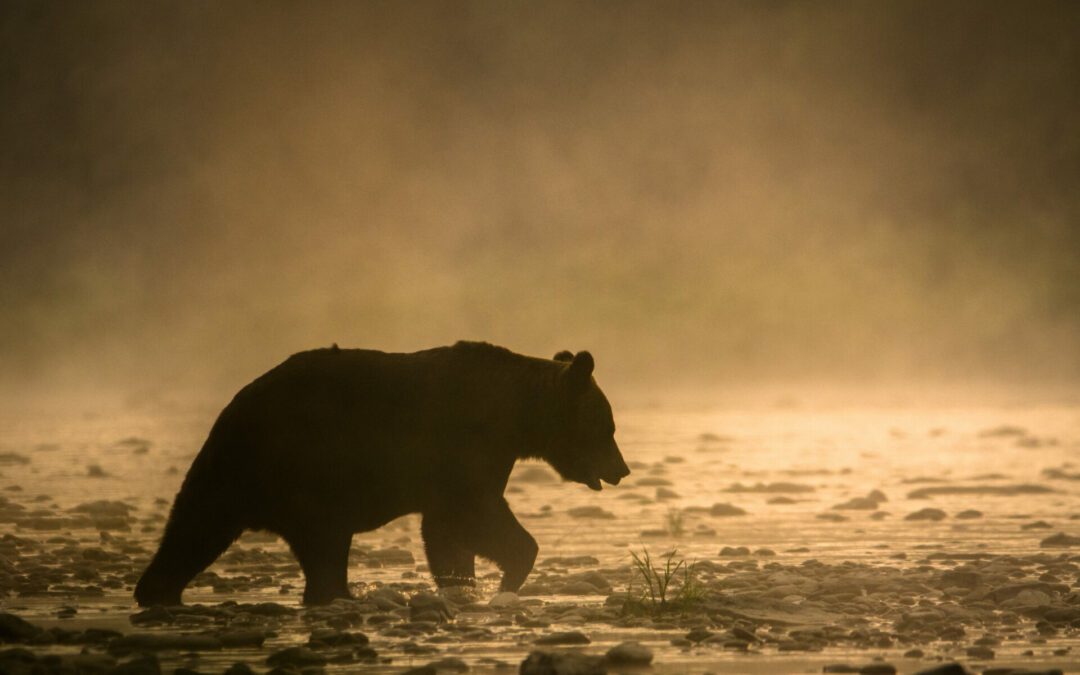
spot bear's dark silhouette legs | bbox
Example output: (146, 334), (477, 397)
(474, 500), (537, 592)
(135, 510), (242, 606)
(421, 513), (476, 588)
(283, 528), (353, 605)
(428, 497), (537, 592)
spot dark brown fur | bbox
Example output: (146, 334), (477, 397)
(134, 341), (628, 606)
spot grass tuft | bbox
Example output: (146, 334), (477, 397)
(625, 547), (705, 613)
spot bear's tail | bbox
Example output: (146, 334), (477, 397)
(135, 439), (244, 607)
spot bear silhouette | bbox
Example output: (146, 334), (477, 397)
(134, 342), (630, 606)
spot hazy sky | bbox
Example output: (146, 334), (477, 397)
(2, 1), (1079, 398)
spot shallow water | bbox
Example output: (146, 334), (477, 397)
(0, 401), (1078, 674)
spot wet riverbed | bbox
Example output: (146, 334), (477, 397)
(0, 401), (1077, 674)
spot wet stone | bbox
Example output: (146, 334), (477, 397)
(684, 627), (713, 643)
(0, 613), (42, 641)
(719, 546), (750, 556)
(859, 665), (896, 675)
(965, 645), (995, 659)
(709, 503), (747, 517)
(1039, 532), (1080, 547)
(520, 650), (606, 675)
(488, 591), (519, 608)
(605, 641), (653, 665)
(535, 631), (591, 646)
(307, 629), (368, 648)
(265, 646), (328, 668)
(110, 654), (162, 675)
(409, 592), (454, 622)
(905, 508), (947, 521)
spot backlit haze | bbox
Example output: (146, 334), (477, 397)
(3, 1), (1079, 408)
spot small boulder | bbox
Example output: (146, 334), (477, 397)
(905, 508), (947, 521)
(535, 631), (590, 646)
(520, 651), (606, 675)
(605, 641), (652, 665)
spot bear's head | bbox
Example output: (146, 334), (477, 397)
(545, 350), (631, 491)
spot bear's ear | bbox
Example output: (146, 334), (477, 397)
(553, 350), (574, 362)
(564, 350), (594, 389)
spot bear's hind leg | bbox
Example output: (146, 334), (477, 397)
(421, 513), (476, 588)
(284, 528), (353, 605)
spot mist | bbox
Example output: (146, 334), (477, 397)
(3, 0), (1079, 402)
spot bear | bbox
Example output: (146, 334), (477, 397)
(134, 341), (629, 606)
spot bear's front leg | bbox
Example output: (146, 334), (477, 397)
(460, 497), (538, 592)
(421, 512), (476, 588)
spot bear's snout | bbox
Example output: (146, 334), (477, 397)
(600, 449), (631, 486)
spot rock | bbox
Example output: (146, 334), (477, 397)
(567, 506), (615, 519)
(605, 641), (653, 665)
(1040, 532), (1080, 547)
(978, 425), (1026, 438)
(903, 649), (924, 658)
(768, 496), (797, 504)
(822, 664), (860, 673)
(409, 592), (454, 621)
(70, 500), (135, 517)
(489, 592), (519, 608)
(1043, 467), (1080, 480)
(731, 627), (759, 643)
(307, 629), (368, 647)
(860, 665), (896, 675)
(685, 628), (713, 642)
(365, 587), (407, 608)
(905, 508), (947, 521)
(724, 482), (814, 493)
(709, 503), (747, 516)
(833, 497), (879, 510)
(1021, 520), (1053, 530)
(965, 645), (994, 659)
(719, 545), (750, 556)
(223, 664), (255, 675)
(940, 570), (981, 587)
(109, 654), (161, 675)
(535, 631), (590, 646)
(265, 647), (327, 668)
(817, 513), (848, 522)
(520, 650), (606, 675)
(0, 613), (42, 641)
(1010, 589), (1052, 606)
(906, 485), (1052, 499)
(912, 665), (968, 675)
(985, 581), (1069, 603)
(954, 509), (983, 519)
(560, 581), (603, 595)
